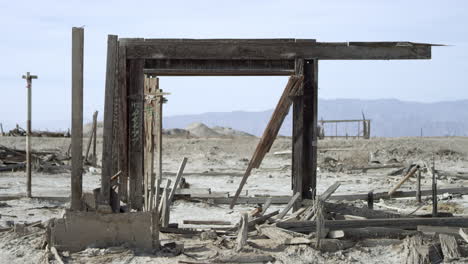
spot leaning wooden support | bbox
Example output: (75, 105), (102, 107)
(85, 111), (98, 164)
(70, 27), (84, 211)
(277, 192), (301, 220)
(277, 217), (468, 233)
(159, 179), (172, 227)
(230, 75), (303, 209)
(167, 157), (188, 207)
(439, 234), (460, 260)
(388, 165), (419, 196)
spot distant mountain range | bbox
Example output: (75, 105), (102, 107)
(164, 99), (468, 137)
(3, 99), (467, 138)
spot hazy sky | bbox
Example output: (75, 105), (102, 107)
(0, 0), (467, 130)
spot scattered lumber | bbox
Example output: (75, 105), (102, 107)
(401, 235), (430, 264)
(167, 157), (188, 207)
(388, 165), (419, 196)
(276, 192), (300, 220)
(257, 225), (311, 245)
(338, 227), (417, 240)
(235, 213), (248, 252)
(183, 220), (231, 226)
(329, 187), (468, 201)
(0, 145), (70, 173)
(348, 164), (403, 171)
(4, 125), (69, 137)
(276, 217), (468, 233)
(230, 75), (304, 209)
(259, 197), (272, 216)
(417, 225), (460, 236)
(439, 234), (460, 261)
(214, 253), (275, 263)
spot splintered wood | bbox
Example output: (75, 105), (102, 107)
(144, 76), (158, 211)
(230, 75), (304, 208)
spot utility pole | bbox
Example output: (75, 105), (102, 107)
(22, 72), (38, 198)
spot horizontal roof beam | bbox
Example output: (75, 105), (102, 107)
(143, 59), (295, 76)
(123, 40), (432, 60)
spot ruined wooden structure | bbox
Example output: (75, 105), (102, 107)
(319, 119), (371, 139)
(70, 37), (434, 212)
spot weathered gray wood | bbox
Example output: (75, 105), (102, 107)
(51, 246), (64, 264)
(167, 157), (188, 207)
(439, 234), (460, 260)
(277, 192), (301, 220)
(127, 59), (145, 210)
(401, 235), (430, 264)
(71, 27), (84, 211)
(159, 179), (171, 227)
(388, 165), (419, 196)
(125, 40), (432, 60)
(143, 76), (157, 211)
(85, 111), (97, 163)
(259, 197), (272, 216)
(320, 182), (341, 201)
(92, 111), (98, 166)
(277, 217), (468, 233)
(459, 228), (468, 243)
(235, 213), (248, 252)
(183, 220), (231, 225)
(101, 34), (119, 208)
(22, 72), (37, 198)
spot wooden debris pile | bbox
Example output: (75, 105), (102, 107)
(2, 124), (70, 137)
(0, 145), (70, 173)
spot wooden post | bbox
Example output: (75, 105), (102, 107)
(92, 111), (98, 166)
(70, 27), (83, 210)
(416, 169), (422, 203)
(155, 86), (163, 183)
(292, 59), (317, 202)
(22, 72), (38, 198)
(85, 111), (97, 164)
(127, 59), (145, 210)
(432, 158), (438, 217)
(118, 44), (128, 203)
(144, 76), (157, 211)
(367, 191), (374, 209)
(235, 213), (249, 252)
(102, 34), (119, 209)
(151, 177), (161, 249)
(0, 123), (4, 136)
(167, 157), (188, 206)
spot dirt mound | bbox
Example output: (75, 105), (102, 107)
(163, 128), (191, 137)
(185, 123), (222, 138)
(211, 126), (254, 137)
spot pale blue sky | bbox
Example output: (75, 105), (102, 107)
(0, 0), (466, 130)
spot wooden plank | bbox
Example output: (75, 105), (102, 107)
(320, 182), (341, 201)
(71, 27), (84, 211)
(125, 40), (432, 60)
(118, 44), (128, 203)
(230, 75), (303, 209)
(183, 220), (231, 226)
(459, 228), (468, 243)
(159, 179), (171, 228)
(439, 234), (460, 260)
(293, 59), (317, 202)
(388, 165), (419, 196)
(277, 192), (301, 220)
(144, 59), (295, 76)
(102, 34), (119, 208)
(330, 187), (468, 201)
(259, 197), (272, 216)
(277, 217), (468, 233)
(127, 59), (145, 210)
(167, 157), (188, 207)
(235, 213), (248, 252)
(143, 76), (156, 211)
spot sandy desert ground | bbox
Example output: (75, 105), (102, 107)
(1, 132), (468, 263)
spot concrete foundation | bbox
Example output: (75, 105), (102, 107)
(47, 210), (153, 252)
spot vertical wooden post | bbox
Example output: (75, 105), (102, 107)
(85, 111), (97, 164)
(367, 191), (374, 209)
(0, 123), (4, 136)
(22, 72), (37, 198)
(156, 85), (163, 183)
(71, 27), (84, 210)
(118, 44), (128, 203)
(92, 111), (98, 166)
(127, 59), (145, 211)
(292, 59), (317, 203)
(101, 34), (118, 208)
(432, 158), (438, 217)
(144, 76), (158, 211)
(416, 169), (422, 203)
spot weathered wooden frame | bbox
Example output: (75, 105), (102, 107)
(98, 37), (433, 210)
